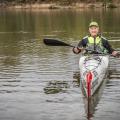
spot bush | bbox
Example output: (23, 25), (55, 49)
(107, 3), (117, 8)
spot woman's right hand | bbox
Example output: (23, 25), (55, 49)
(72, 47), (82, 54)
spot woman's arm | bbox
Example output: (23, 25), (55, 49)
(102, 39), (118, 56)
(72, 39), (87, 54)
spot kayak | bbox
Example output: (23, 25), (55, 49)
(79, 54), (109, 97)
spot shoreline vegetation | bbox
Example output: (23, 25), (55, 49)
(0, 1), (120, 10)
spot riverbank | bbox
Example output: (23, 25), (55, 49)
(0, 2), (120, 9)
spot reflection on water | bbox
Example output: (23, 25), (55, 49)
(73, 69), (109, 120)
(44, 74), (81, 94)
(109, 56), (120, 78)
(44, 80), (70, 94)
(82, 77), (108, 120)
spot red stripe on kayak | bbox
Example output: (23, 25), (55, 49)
(86, 71), (93, 97)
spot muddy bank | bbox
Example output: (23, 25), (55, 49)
(0, 2), (120, 9)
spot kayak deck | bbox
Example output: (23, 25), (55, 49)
(79, 54), (109, 97)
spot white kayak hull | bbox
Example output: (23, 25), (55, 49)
(79, 55), (109, 97)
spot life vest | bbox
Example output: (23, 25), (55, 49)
(86, 36), (108, 54)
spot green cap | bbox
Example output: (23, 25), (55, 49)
(89, 21), (99, 27)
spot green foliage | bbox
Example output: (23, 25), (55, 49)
(107, 3), (117, 8)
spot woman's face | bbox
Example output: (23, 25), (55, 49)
(89, 26), (99, 37)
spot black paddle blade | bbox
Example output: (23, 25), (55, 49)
(43, 38), (74, 47)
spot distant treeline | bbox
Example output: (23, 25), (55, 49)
(0, 0), (120, 4)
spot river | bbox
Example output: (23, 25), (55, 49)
(0, 8), (120, 120)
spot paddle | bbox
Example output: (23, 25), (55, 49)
(43, 38), (75, 47)
(43, 38), (120, 57)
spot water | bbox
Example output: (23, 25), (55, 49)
(0, 9), (120, 120)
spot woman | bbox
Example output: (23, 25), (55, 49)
(73, 21), (118, 56)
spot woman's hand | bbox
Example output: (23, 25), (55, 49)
(112, 51), (119, 57)
(72, 47), (82, 54)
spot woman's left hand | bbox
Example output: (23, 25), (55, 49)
(112, 51), (119, 57)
